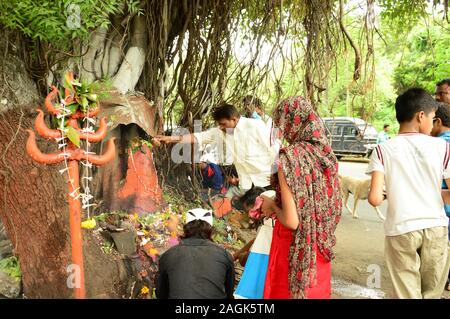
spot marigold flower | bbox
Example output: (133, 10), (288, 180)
(81, 218), (96, 229)
(140, 286), (149, 295)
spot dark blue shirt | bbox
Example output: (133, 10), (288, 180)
(201, 163), (224, 191)
(438, 131), (450, 217)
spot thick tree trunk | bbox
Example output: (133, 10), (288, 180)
(0, 108), (137, 298)
(0, 108), (71, 297)
(112, 47), (146, 94)
(81, 28), (109, 83)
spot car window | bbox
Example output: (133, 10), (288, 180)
(358, 124), (378, 139)
(331, 126), (342, 135)
(343, 125), (358, 136)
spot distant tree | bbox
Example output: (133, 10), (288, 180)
(393, 25), (450, 93)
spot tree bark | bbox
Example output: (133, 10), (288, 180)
(0, 108), (72, 297)
(81, 28), (109, 83)
(111, 14), (147, 93)
(0, 108), (137, 298)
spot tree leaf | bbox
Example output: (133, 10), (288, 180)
(86, 93), (98, 101)
(62, 72), (73, 91)
(66, 126), (80, 147)
(66, 103), (79, 114)
(82, 96), (89, 108)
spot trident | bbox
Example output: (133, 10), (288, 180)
(25, 75), (116, 299)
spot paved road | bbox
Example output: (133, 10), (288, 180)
(332, 159), (390, 298)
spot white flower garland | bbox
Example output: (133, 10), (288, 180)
(56, 98), (80, 200)
(80, 115), (96, 218)
(55, 93), (96, 220)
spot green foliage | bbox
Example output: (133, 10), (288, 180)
(94, 210), (129, 222)
(214, 217), (226, 231)
(128, 137), (153, 154)
(393, 25), (450, 93)
(1, 0), (447, 136)
(62, 73), (101, 112)
(66, 126), (80, 147)
(93, 212), (107, 222)
(0, 256), (22, 282)
(52, 71), (110, 146)
(53, 116), (69, 129)
(212, 233), (226, 244)
(162, 189), (203, 212)
(136, 210), (172, 230)
(379, 0), (428, 33)
(0, 0), (140, 49)
(100, 241), (115, 255)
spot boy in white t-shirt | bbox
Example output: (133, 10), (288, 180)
(367, 88), (450, 299)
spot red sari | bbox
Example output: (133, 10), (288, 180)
(263, 221), (331, 299)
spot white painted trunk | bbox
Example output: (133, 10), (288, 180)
(112, 46), (146, 94)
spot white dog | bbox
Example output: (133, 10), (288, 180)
(339, 175), (386, 221)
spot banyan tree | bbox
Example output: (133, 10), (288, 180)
(0, 0), (447, 298)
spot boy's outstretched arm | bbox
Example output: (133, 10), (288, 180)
(368, 171), (385, 207)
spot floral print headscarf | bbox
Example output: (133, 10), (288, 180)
(273, 96), (342, 299)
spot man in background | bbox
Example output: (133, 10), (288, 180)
(377, 124), (390, 144)
(436, 78), (450, 105)
(243, 95), (262, 120)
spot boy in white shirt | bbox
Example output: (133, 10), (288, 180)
(367, 88), (450, 299)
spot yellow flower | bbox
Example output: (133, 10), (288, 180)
(149, 248), (159, 257)
(129, 213), (139, 222)
(140, 286), (150, 295)
(81, 218), (96, 229)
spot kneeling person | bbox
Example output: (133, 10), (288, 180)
(156, 208), (235, 299)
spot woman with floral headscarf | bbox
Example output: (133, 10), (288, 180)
(260, 96), (342, 299)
